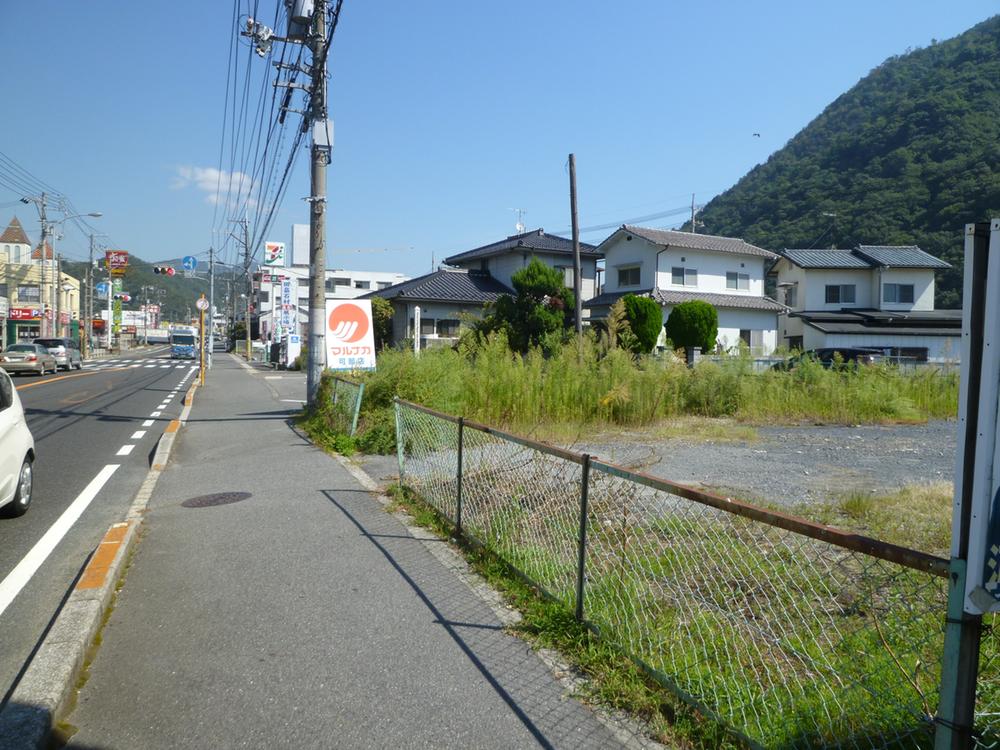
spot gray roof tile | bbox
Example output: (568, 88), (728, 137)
(855, 245), (951, 269)
(445, 228), (599, 265)
(363, 269), (513, 304)
(780, 249), (871, 268)
(615, 225), (778, 259)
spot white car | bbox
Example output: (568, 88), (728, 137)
(0, 370), (34, 517)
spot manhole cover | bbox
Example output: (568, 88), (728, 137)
(181, 492), (252, 509)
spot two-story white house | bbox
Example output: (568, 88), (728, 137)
(584, 225), (784, 354)
(772, 245), (959, 361)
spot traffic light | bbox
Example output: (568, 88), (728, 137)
(153, 266), (176, 276)
(113, 293), (132, 302)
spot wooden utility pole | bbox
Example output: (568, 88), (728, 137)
(569, 153), (582, 337)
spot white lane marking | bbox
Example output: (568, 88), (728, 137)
(116, 445), (135, 456)
(150, 411), (162, 417)
(0, 464), (120, 618)
(282, 399), (307, 403)
(160, 365), (170, 368)
(142, 419), (154, 427)
(144, 364), (156, 368)
(265, 376), (284, 380)
(131, 430), (147, 439)
(130, 364), (142, 368)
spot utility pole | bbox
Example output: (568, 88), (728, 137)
(85, 234), (95, 358)
(243, 219), (252, 360)
(208, 245), (215, 368)
(55, 254), (62, 338)
(691, 193), (697, 234)
(569, 153), (582, 337)
(306, 0), (330, 406)
(36, 193), (50, 337)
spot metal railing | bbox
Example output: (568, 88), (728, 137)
(326, 375), (364, 437)
(394, 397), (999, 748)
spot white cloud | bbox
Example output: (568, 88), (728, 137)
(172, 165), (257, 206)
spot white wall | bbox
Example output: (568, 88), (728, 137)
(602, 233), (768, 298)
(658, 305), (778, 355)
(461, 251), (598, 301)
(393, 301), (489, 343)
(878, 268), (936, 312)
(801, 268), (873, 309)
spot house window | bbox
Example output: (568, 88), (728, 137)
(785, 285), (798, 307)
(436, 319), (460, 337)
(617, 266), (641, 287)
(354, 280), (371, 290)
(726, 272), (750, 290)
(825, 284), (856, 304)
(671, 267), (697, 287)
(17, 285), (40, 302)
(376, 281), (393, 290)
(739, 329), (765, 354)
(555, 266), (574, 287)
(258, 290), (269, 304)
(330, 277), (350, 287)
(883, 283), (915, 304)
(0, 283), (8, 298)
(420, 317), (436, 336)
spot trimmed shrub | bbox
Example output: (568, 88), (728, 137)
(622, 294), (663, 354)
(665, 300), (718, 353)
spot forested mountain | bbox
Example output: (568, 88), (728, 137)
(694, 15), (1000, 308)
(61, 257), (225, 323)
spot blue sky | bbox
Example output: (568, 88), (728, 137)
(1, 1), (996, 277)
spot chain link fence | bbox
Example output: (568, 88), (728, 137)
(395, 397), (1000, 748)
(324, 375), (365, 436)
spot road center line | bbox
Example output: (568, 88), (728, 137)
(0, 464), (120, 619)
(142, 419), (154, 427)
(130, 430), (146, 439)
(150, 411), (162, 417)
(116, 445), (135, 456)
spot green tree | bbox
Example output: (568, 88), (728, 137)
(370, 296), (393, 350)
(476, 258), (575, 353)
(664, 300), (718, 352)
(621, 294), (662, 354)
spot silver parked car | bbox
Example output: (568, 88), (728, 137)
(34, 337), (83, 370)
(0, 343), (58, 376)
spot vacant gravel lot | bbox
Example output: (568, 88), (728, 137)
(359, 420), (958, 509)
(572, 419), (957, 508)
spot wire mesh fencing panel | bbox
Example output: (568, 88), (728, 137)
(976, 614), (1000, 747)
(326, 376), (365, 436)
(393, 399), (994, 748)
(585, 460), (949, 748)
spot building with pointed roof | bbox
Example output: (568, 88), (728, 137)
(1, 216), (33, 265)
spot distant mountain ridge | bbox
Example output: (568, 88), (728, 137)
(694, 15), (1000, 308)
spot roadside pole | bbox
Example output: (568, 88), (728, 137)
(198, 295), (207, 385)
(569, 153), (582, 338)
(55, 254), (62, 338)
(208, 246), (215, 369)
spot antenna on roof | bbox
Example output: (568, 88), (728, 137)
(509, 208), (526, 235)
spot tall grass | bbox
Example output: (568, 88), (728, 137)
(349, 336), (958, 450)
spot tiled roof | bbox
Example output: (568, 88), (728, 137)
(363, 268), (513, 304)
(793, 309), (961, 336)
(651, 288), (786, 312)
(780, 249), (871, 269)
(31, 241), (53, 260)
(581, 289), (654, 308)
(780, 245), (950, 270)
(583, 287), (784, 312)
(0, 217), (31, 245)
(444, 228), (599, 264)
(613, 225), (778, 260)
(855, 245), (951, 269)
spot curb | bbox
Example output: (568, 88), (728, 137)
(0, 382), (199, 749)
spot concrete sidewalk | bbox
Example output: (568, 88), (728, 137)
(64, 356), (624, 748)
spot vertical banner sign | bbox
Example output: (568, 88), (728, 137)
(112, 299), (123, 334)
(264, 242), (285, 266)
(962, 220), (1000, 613)
(279, 276), (298, 366)
(112, 278), (124, 294)
(325, 299), (376, 371)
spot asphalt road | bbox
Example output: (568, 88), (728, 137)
(0, 346), (199, 708)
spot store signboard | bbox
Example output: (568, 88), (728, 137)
(325, 299), (376, 371)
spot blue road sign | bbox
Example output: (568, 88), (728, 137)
(96, 282), (110, 298)
(182, 255), (198, 271)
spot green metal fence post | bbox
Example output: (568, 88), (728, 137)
(575, 454), (591, 622)
(350, 382), (364, 437)
(936, 559), (982, 749)
(455, 417), (464, 534)
(394, 399), (405, 484)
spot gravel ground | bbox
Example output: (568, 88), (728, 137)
(357, 420), (958, 509)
